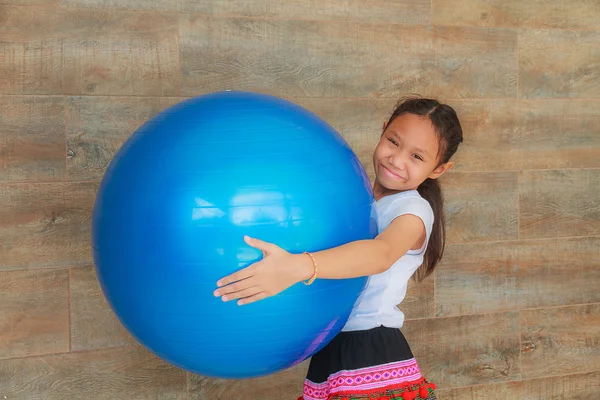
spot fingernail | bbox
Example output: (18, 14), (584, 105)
(237, 300), (244, 306)
(222, 295), (229, 301)
(213, 290), (220, 297)
(216, 280), (223, 287)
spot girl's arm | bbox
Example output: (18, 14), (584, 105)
(293, 213), (426, 280)
(214, 213), (426, 305)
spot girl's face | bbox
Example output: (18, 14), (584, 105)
(372, 113), (452, 199)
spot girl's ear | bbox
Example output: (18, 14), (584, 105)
(429, 161), (453, 180)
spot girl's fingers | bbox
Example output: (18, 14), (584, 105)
(244, 236), (278, 254)
(237, 291), (268, 306)
(216, 264), (256, 287)
(219, 285), (262, 302)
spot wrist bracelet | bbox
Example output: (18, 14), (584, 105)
(302, 251), (318, 285)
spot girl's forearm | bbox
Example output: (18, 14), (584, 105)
(293, 239), (394, 282)
(289, 215), (424, 283)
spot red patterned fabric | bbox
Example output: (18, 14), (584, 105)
(301, 359), (435, 400)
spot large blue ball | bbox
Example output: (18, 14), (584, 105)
(92, 91), (376, 379)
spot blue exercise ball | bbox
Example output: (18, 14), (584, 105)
(92, 91), (376, 379)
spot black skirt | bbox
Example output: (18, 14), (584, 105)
(299, 326), (436, 400)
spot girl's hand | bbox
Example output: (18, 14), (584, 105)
(213, 236), (312, 305)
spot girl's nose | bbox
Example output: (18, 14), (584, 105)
(389, 154), (407, 170)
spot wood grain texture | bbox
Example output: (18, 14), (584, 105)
(451, 100), (600, 171)
(437, 371), (600, 400)
(0, 5), (179, 96)
(402, 312), (521, 388)
(61, 10), (179, 96)
(0, 96), (65, 182)
(403, 275), (435, 320)
(436, 237), (600, 317)
(519, 169), (600, 239)
(0, 6), (66, 94)
(66, 96), (183, 181)
(441, 172), (518, 243)
(0, 182), (98, 270)
(0, 35), (62, 94)
(61, 0), (169, 9)
(180, 17), (517, 99)
(70, 266), (136, 352)
(0, 0), (58, 5)
(189, 360), (309, 400)
(62, 0), (431, 25)
(0, 346), (187, 399)
(521, 304), (600, 379)
(432, 0), (600, 30)
(181, 0), (431, 23)
(519, 30), (600, 98)
(0, 269), (69, 359)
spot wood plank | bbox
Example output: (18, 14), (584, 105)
(189, 360), (309, 400)
(519, 169), (600, 239)
(436, 237), (600, 317)
(62, 0), (431, 25)
(0, 40), (63, 95)
(61, 9), (179, 96)
(0, 5), (179, 96)
(180, 17), (517, 99)
(451, 100), (600, 171)
(521, 304), (600, 379)
(181, 0), (431, 23)
(66, 96), (183, 181)
(0, 96), (65, 182)
(449, 100), (518, 172)
(519, 30), (600, 98)
(0, 182), (98, 270)
(441, 172), (518, 244)
(432, 0), (600, 30)
(0, 0), (58, 5)
(403, 275), (435, 320)
(0, 269), (69, 359)
(402, 311), (521, 389)
(0, 6), (64, 94)
(437, 371), (600, 400)
(61, 0), (169, 9)
(0, 346), (187, 399)
(70, 266), (136, 352)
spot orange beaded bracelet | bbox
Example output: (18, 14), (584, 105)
(302, 251), (318, 285)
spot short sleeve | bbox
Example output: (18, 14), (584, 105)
(384, 195), (434, 254)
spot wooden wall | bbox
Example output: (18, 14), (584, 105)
(1, 0), (599, 399)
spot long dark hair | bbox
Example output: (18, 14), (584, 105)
(385, 96), (463, 282)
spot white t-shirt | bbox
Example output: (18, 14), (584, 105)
(342, 190), (434, 332)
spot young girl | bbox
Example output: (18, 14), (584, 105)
(213, 96), (464, 400)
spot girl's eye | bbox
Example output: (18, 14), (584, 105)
(387, 137), (398, 146)
(413, 154), (424, 161)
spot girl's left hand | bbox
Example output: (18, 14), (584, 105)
(213, 236), (309, 305)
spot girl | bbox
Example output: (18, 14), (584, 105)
(213, 96), (464, 400)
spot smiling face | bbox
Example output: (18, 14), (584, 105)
(372, 113), (452, 200)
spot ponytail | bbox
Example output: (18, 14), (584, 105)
(415, 178), (445, 282)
